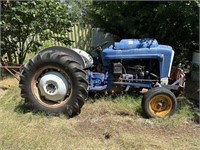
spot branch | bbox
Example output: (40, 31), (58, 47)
(18, 23), (22, 55)
(22, 35), (35, 61)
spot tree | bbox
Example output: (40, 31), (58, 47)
(1, 0), (73, 65)
(85, 1), (199, 65)
(62, 0), (92, 23)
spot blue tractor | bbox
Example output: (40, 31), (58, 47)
(19, 39), (185, 118)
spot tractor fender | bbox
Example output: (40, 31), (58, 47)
(39, 46), (86, 68)
(71, 48), (93, 68)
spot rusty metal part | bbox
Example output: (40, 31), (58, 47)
(0, 65), (21, 81)
(169, 67), (185, 91)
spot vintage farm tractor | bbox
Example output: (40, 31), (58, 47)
(19, 39), (185, 118)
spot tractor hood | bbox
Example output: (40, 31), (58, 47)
(114, 39), (158, 50)
(102, 39), (174, 79)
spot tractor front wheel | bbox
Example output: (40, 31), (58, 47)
(142, 87), (177, 118)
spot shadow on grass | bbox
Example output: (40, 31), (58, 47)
(182, 77), (199, 124)
(88, 89), (144, 101)
(177, 99), (200, 124)
(88, 90), (146, 118)
(14, 101), (33, 114)
(14, 100), (71, 118)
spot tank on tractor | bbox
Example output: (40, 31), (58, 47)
(19, 38), (185, 118)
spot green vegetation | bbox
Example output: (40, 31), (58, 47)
(1, 0), (72, 65)
(0, 78), (199, 150)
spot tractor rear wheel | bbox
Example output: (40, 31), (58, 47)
(19, 51), (88, 117)
(142, 87), (177, 118)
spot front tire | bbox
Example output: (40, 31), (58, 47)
(19, 51), (88, 117)
(142, 87), (177, 118)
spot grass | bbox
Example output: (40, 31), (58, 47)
(0, 78), (199, 150)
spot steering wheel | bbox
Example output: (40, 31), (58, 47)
(89, 41), (109, 72)
(91, 41), (109, 51)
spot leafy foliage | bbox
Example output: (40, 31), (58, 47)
(62, 0), (92, 23)
(1, 0), (72, 64)
(85, 1), (199, 65)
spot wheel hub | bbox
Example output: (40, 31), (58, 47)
(149, 95), (173, 116)
(156, 102), (163, 110)
(38, 71), (69, 102)
(46, 83), (56, 94)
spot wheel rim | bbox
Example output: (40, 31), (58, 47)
(31, 66), (72, 108)
(149, 94), (173, 116)
(38, 71), (69, 101)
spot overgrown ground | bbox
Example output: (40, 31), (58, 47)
(0, 78), (199, 150)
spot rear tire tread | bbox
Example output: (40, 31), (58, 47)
(19, 51), (88, 117)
